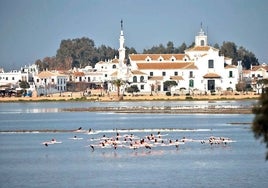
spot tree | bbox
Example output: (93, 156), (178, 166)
(236, 81), (247, 92)
(19, 81), (30, 96)
(220, 42), (259, 68)
(163, 80), (177, 91)
(112, 79), (125, 97)
(256, 79), (268, 94)
(177, 42), (187, 53)
(56, 37), (98, 68)
(237, 46), (259, 69)
(127, 85), (140, 96)
(213, 43), (220, 49)
(19, 81), (30, 89)
(220, 41), (238, 64)
(252, 87), (268, 160)
(35, 59), (48, 71)
(143, 44), (166, 54)
(166, 41), (175, 53)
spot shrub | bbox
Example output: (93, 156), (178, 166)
(166, 92), (171, 96)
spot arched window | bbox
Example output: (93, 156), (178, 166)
(140, 76), (144, 82)
(112, 65), (116, 69)
(133, 76), (137, 83)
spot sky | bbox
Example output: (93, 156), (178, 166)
(0, 0), (267, 71)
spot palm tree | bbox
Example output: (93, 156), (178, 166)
(112, 79), (125, 97)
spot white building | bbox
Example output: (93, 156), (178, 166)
(34, 71), (68, 95)
(0, 64), (38, 91)
(128, 26), (240, 95)
(248, 63), (268, 93)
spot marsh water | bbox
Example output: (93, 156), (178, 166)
(0, 100), (267, 187)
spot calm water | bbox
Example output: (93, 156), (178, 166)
(0, 101), (267, 188)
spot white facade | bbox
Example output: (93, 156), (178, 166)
(126, 28), (239, 94)
(34, 71), (68, 95)
(0, 64), (38, 90)
(248, 63), (268, 93)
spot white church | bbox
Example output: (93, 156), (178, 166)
(95, 21), (241, 95)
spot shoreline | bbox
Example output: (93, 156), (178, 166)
(0, 92), (257, 114)
(0, 91), (260, 102)
(62, 106), (253, 114)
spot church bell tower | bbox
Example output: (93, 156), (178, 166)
(117, 20), (128, 80)
(195, 23), (208, 46)
(118, 20), (126, 65)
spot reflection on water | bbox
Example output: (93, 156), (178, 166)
(0, 100), (257, 114)
(26, 108), (59, 113)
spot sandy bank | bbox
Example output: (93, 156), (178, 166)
(0, 91), (260, 102)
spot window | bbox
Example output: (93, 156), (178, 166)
(229, 71), (233, 78)
(208, 60), (214, 68)
(141, 85), (144, 90)
(201, 40), (205, 46)
(52, 78), (54, 82)
(112, 65), (116, 69)
(158, 57), (163, 61)
(37, 79), (39, 83)
(162, 72), (166, 76)
(174, 71), (178, 76)
(12, 77), (15, 80)
(189, 71), (193, 78)
(133, 76), (137, 83)
(6, 77), (8, 80)
(189, 80), (194, 87)
(150, 72), (153, 76)
(140, 76), (144, 82)
(105, 74), (107, 77)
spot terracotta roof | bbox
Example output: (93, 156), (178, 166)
(243, 70), (251, 74)
(73, 72), (85, 76)
(131, 70), (147, 75)
(38, 71), (56, 78)
(136, 62), (197, 70)
(111, 59), (119, 63)
(148, 76), (163, 81)
(129, 54), (186, 61)
(203, 73), (221, 78)
(185, 46), (218, 52)
(97, 61), (106, 64)
(170, 76), (184, 80)
(110, 71), (118, 76)
(251, 65), (268, 71)
(225, 65), (236, 69)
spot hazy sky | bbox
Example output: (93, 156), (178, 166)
(0, 0), (267, 71)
